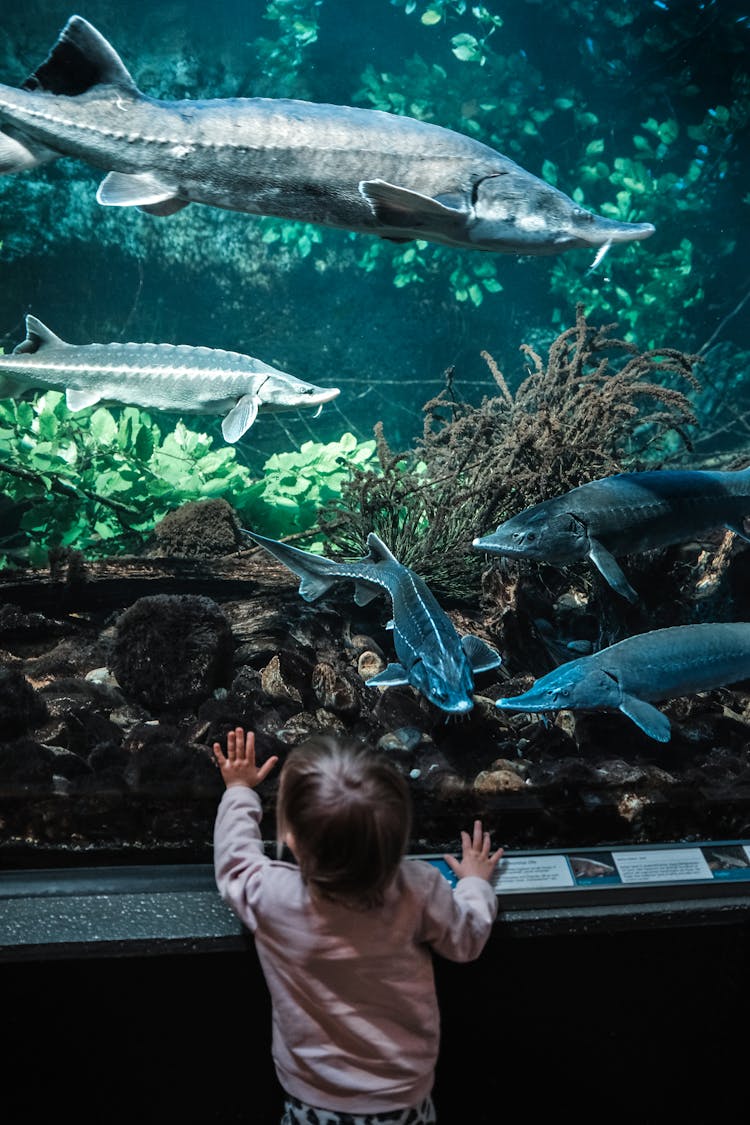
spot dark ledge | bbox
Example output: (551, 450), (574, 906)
(2, 841), (750, 962)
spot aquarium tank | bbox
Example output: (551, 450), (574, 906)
(0, 0), (748, 866)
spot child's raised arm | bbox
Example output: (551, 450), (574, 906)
(213, 726), (279, 790)
(444, 819), (503, 883)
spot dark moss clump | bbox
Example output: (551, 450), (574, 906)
(152, 498), (243, 557)
(319, 306), (701, 600)
(112, 594), (234, 711)
(0, 667), (49, 737)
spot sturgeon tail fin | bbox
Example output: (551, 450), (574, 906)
(242, 529), (345, 602)
(22, 16), (138, 96)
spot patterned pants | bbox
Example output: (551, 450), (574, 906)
(281, 1093), (436, 1125)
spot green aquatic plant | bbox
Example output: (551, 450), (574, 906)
(259, 217), (325, 261)
(241, 432), (378, 546)
(0, 391), (374, 567)
(0, 393), (256, 565)
(547, 92), (747, 347)
(319, 307), (701, 599)
(254, 0), (322, 97)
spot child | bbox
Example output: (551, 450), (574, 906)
(213, 726), (502, 1125)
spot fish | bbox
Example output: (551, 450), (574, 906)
(0, 314), (340, 443)
(570, 856), (615, 877)
(0, 16), (656, 257)
(244, 529), (502, 713)
(494, 621), (750, 742)
(472, 467), (750, 603)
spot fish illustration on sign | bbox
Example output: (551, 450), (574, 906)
(244, 529), (502, 714)
(494, 622), (750, 742)
(0, 16), (655, 257)
(0, 315), (340, 443)
(473, 468), (750, 603)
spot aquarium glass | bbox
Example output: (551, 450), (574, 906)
(0, 0), (748, 866)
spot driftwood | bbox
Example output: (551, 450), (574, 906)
(0, 549), (294, 614)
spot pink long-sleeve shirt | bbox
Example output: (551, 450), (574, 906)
(213, 786), (497, 1113)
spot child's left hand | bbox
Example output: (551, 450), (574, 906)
(213, 726), (278, 790)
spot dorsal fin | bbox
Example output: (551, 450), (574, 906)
(365, 532), (399, 565)
(13, 315), (67, 356)
(22, 16), (138, 96)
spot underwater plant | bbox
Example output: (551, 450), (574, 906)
(318, 307), (701, 600)
(241, 432), (378, 546)
(0, 389), (375, 566)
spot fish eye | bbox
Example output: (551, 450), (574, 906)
(524, 532), (536, 542)
(573, 208), (594, 222)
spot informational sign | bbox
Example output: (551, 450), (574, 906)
(422, 839), (750, 896)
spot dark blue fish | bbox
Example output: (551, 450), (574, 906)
(473, 467), (750, 602)
(495, 622), (750, 742)
(245, 530), (501, 714)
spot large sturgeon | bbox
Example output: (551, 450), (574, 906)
(244, 529), (502, 714)
(0, 16), (655, 257)
(0, 315), (339, 443)
(495, 622), (750, 742)
(473, 467), (750, 602)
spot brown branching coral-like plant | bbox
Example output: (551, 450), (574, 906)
(319, 306), (701, 600)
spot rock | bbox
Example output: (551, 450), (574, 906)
(377, 727), (424, 755)
(0, 666), (48, 736)
(275, 712), (328, 745)
(261, 654), (304, 705)
(122, 723), (221, 795)
(112, 594), (234, 710)
(357, 650), (387, 680)
(373, 686), (429, 732)
(311, 662), (361, 716)
(473, 768), (527, 793)
(0, 738), (56, 787)
(346, 632), (386, 659)
(85, 667), (121, 688)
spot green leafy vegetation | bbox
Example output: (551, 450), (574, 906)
(0, 391), (377, 567)
(241, 432), (377, 547)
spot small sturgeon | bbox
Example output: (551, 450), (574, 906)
(473, 467), (750, 602)
(0, 315), (339, 443)
(495, 621), (750, 742)
(245, 529), (501, 714)
(0, 16), (655, 257)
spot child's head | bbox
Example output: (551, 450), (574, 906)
(277, 735), (411, 909)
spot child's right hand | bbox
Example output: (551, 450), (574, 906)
(444, 819), (503, 883)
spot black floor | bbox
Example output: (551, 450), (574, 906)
(4, 919), (748, 1124)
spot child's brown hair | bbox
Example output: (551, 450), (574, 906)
(277, 735), (411, 909)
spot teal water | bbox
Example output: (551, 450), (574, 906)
(0, 0), (746, 473)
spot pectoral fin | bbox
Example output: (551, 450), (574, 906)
(353, 580), (382, 606)
(97, 170), (181, 208)
(359, 179), (466, 233)
(221, 395), (259, 443)
(461, 633), (502, 673)
(66, 387), (102, 411)
(367, 662), (410, 688)
(138, 198), (190, 217)
(618, 693), (671, 742)
(588, 537), (639, 603)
